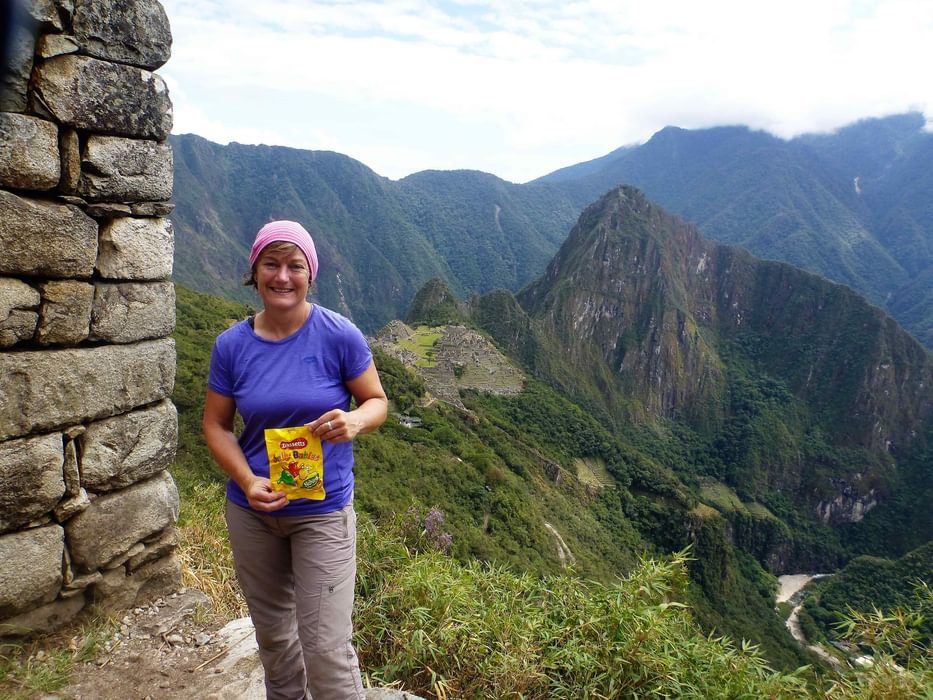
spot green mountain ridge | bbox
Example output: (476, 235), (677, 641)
(536, 112), (933, 347)
(171, 113), (933, 348)
(173, 168), (933, 669)
(170, 134), (579, 333)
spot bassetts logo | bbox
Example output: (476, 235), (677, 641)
(280, 437), (308, 450)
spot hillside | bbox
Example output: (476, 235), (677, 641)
(171, 284), (817, 669)
(169, 135), (578, 333)
(800, 541), (933, 650)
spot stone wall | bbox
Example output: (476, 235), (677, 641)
(0, 0), (179, 636)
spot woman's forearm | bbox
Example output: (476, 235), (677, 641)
(347, 396), (388, 435)
(203, 421), (257, 493)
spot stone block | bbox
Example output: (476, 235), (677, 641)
(63, 437), (80, 495)
(37, 33), (79, 58)
(0, 114), (60, 190)
(128, 527), (179, 572)
(106, 543), (145, 569)
(0, 595), (85, 638)
(0, 309), (38, 347)
(86, 202), (132, 218)
(0, 277), (40, 347)
(27, 0), (64, 30)
(78, 135), (172, 201)
(79, 400), (178, 492)
(0, 190), (98, 278)
(131, 201), (175, 217)
(59, 127), (81, 193)
(0, 525), (64, 618)
(0, 278), (41, 312)
(53, 487), (91, 522)
(97, 217), (174, 280)
(0, 434), (66, 534)
(32, 55), (173, 140)
(63, 571), (102, 592)
(36, 279), (94, 345)
(73, 0), (172, 69)
(91, 553), (182, 613)
(65, 470), (179, 572)
(0, 338), (176, 441)
(90, 281), (175, 343)
(133, 554), (183, 605)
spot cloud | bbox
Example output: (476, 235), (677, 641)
(160, 0), (933, 181)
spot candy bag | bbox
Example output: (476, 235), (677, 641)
(263, 425), (325, 501)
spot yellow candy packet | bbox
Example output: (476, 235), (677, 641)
(263, 425), (325, 501)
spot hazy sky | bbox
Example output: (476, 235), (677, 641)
(160, 0), (932, 183)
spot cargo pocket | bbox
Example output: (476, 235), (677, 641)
(314, 568), (355, 651)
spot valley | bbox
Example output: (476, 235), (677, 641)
(163, 114), (933, 695)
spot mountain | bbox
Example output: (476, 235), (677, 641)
(470, 187), (932, 551)
(169, 134), (578, 333)
(392, 187), (932, 665)
(171, 114), (933, 347)
(536, 112), (933, 347)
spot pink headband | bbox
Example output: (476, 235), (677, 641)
(249, 220), (319, 281)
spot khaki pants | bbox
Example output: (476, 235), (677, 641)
(225, 501), (365, 700)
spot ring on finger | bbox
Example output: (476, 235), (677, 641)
(326, 420), (333, 431)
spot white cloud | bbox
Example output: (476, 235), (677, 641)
(160, 0), (933, 181)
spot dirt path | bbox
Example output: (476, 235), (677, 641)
(47, 588), (422, 700)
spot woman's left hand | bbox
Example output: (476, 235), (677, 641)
(309, 410), (362, 443)
(308, 362), (388, 443)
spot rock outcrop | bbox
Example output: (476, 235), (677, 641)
(0, 0), (179, 637)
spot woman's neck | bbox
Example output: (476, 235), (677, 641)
(254, 301), (312, 340)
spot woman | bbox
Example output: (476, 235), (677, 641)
(203, 220), (387, 699)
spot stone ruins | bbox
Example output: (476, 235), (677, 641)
(0, 0), (180, 636)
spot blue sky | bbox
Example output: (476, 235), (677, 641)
(160, 0), (932, 183)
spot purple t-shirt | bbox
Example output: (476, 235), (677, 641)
(207, 305), (372, 516)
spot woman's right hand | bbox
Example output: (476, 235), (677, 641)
(244, 477), (288, 512)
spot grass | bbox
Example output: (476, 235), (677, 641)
(354, 531), (811, 699)
(174, 478), (246, 622)
(692, 503), (720, 519)
(0, 611), (118, 700)
(398, 326), (443, 367)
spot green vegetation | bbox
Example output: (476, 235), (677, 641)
(0, 614), (117, 700)
(356, 533), (811, 698)
(800, 542), (933, 650)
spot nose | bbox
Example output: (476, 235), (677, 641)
(273, 263), (290, 282)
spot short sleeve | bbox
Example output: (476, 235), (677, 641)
(207, 333), (235, 397)
(341, 320), (373, 381)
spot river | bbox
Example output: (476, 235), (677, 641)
(776, 573), (842, 668)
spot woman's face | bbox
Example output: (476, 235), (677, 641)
(254, 245), (310, 312)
